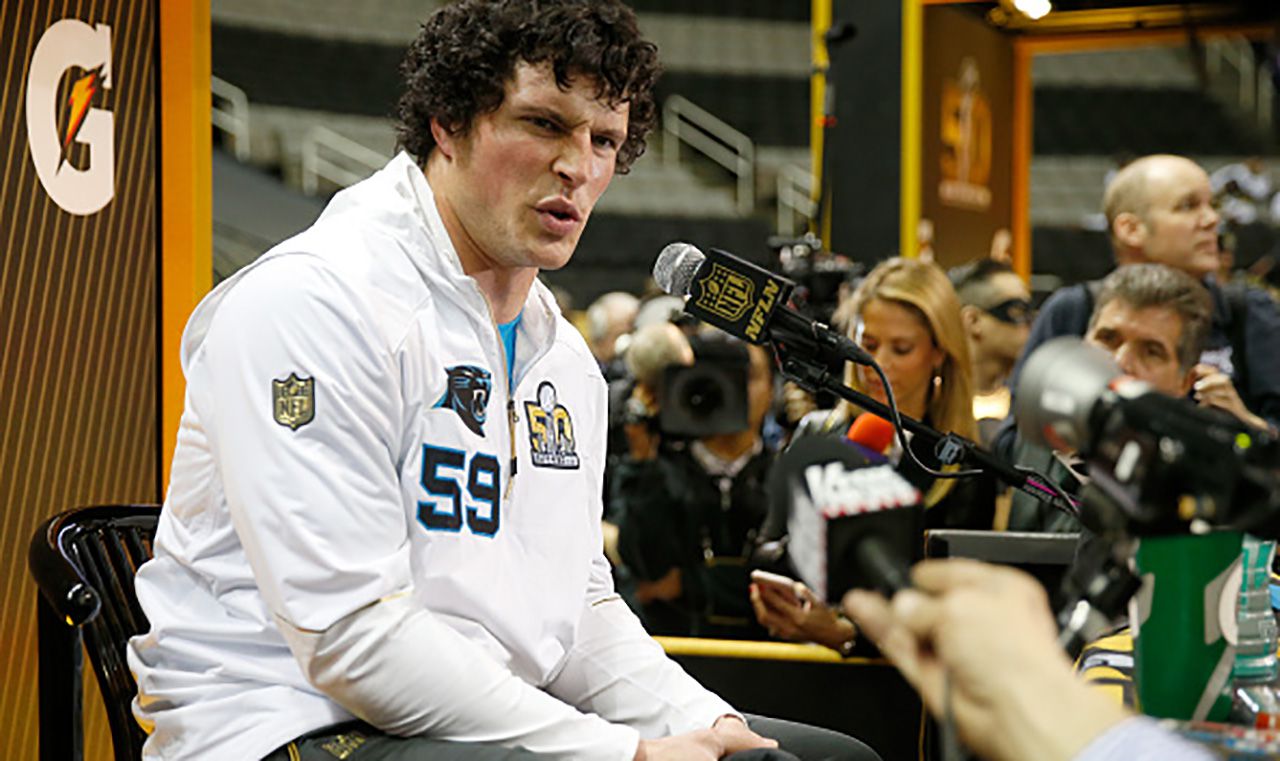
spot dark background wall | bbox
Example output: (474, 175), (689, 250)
(826, 0), (904, 266)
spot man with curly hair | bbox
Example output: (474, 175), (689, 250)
(128, 2), (881, 760)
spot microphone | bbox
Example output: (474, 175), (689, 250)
(846, 412), (895, 460)
(653, 242), (873, 366)
(777, 435), (922, 601)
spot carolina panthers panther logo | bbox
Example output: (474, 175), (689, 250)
(434, 365), (492, 437)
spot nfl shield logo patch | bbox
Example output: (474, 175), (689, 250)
(272, 373), (315, 430)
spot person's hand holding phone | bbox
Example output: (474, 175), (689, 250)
(749, 570), (856, 654)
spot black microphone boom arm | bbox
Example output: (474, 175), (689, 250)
(776, 346), (1078, 519)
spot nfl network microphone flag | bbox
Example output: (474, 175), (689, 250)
(680, 247), (796, 345)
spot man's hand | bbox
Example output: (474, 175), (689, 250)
(713, 715), (778, 755)
(843, 559), (1128, 761)
(632, 717), (776, 761)
(623, 385), (662, 461)
(782, 381), (818, 427)
(634, 729), (720, 761)
(1191, 363), (1269, 431)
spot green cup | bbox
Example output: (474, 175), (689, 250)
(1132, 531), (1242, 721)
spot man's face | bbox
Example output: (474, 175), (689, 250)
(1086, 300), (1192, 396)
(1129, 158), (1220, 279)
(968, 271), (1032, 364)
(435, 62), (629, 273)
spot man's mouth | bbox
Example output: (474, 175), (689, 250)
(535, 199), (582, 223)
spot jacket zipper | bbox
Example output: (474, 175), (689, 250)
(491, 316), (518, 501)
(472, 286), (553, 500)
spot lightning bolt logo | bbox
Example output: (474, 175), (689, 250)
(59, 65), (102, 169)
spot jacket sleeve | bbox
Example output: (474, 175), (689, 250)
(546, 376), (737, 736)
(545, 572), (739, 738)
(203, 257), (639, 759)
(1240, 287), (1280, 429)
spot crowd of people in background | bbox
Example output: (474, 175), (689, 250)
(568, 151), (1280, 650)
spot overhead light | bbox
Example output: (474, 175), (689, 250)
(1012, 0), (1052, 20)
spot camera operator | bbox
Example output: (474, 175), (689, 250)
(601, 320), (694, 572)
(843, 559), (1215, 761)
(613, 332), (777, 638)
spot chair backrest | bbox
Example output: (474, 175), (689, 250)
(29, 504), (161, 761)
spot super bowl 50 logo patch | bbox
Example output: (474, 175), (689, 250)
(524, 381), (579, 469)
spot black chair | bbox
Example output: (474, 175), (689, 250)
(29, 504), (160, 761)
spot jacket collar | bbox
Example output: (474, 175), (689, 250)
(395, 152), (561, 374)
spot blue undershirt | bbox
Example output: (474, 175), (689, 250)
(498, 312), (521, 389)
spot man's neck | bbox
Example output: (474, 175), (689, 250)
(472, 268), (538, 323)
(971, 352), (1013, 394)
(700, 431), (761, 462)
(424, 154), (538, 323)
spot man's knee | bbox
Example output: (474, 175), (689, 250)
(744, 714), (884, 761)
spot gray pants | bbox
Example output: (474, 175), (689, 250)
(262, 715), (882, 761)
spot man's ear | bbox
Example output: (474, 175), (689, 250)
(959, 304), (982, 338)
(430, 118), (458, 160)
(1112, 211), (1147, 251)
(1178, 366), (1196, 397)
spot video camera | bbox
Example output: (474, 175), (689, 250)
(767, 233), (863, 327)
(658, 335), (752, 439)
(1015, 337), (1280, 539)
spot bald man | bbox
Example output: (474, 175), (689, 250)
(1008, 154), (1280, 434)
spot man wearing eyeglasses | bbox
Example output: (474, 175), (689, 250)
(950, 259), (1034, 446)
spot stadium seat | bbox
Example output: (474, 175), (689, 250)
(28, 504), (160, 761)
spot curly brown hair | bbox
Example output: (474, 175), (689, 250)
(394, 0), (661, 174)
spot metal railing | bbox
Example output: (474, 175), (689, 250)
(662, 95), (755, 215)
(776, 164), (816, 235)
(299, 125), (388, 195)
(1206, 35), (1273, 134)
(211, 76), (251, 161)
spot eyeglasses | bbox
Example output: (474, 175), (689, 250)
(982, 297), (1034, 326)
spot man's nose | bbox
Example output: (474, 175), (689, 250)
(1113, 344), (1138, 375)
(1202, 202), (1221, 228)
(553, 130), (591, 189)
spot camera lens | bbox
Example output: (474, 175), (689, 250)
(684, 376), (725, 419)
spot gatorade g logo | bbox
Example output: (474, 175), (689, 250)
(26, 20), (114, 215)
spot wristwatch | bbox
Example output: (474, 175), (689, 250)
(835, 613), (857, 658)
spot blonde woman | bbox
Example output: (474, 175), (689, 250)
(837, 257), (978, 447)
(752, 258), (995, 652)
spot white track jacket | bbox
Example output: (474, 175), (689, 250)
(128, 153), (734, 760)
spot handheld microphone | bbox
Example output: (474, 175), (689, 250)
(778, 435), (922, 601)
(652, 242), (873, 366)
(846, 412), (895, 459)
